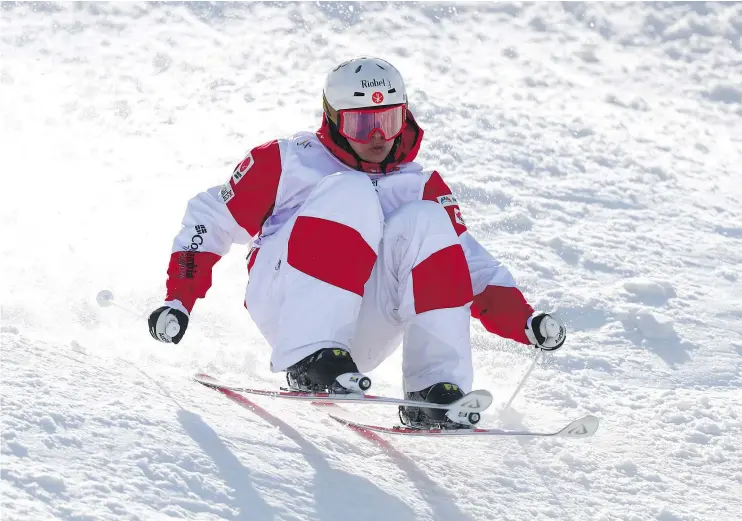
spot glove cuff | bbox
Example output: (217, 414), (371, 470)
(164, 299), (190, 317)
(525, 315), (539, 345)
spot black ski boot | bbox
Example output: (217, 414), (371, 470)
(286, 348), (370, 393)
(399, 382), (467, 429)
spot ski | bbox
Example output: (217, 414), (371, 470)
(329, 414), (600, 438)
(195, 373), (401, 444)
(194, 373), (493, 414)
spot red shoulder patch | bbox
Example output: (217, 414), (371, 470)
(225, 140), (282, 236)
(422, 171), (467, 236)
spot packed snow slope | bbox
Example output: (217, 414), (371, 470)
(2, 2), (741, 520)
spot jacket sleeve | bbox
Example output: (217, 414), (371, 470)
(421, 171), (534, 345)
(164, 140), (283, 313)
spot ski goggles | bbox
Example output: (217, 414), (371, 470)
(337, 105), (406, 144)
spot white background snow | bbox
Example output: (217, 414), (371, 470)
(2, 2), (741, 520)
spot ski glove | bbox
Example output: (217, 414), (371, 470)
(148, 306), (189, 344)
(525, 313), (566, 351)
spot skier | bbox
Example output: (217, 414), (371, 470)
(148, 56), (566, 428)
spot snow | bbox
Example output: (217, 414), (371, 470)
(2, 2), (741, 521)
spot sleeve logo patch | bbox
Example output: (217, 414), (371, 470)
(454, 207), (466, 226)
(437, 195), (458, 207)
(232, 153), (254, 185)
(220, 182), (235, 203)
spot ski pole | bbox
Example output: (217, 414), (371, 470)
(96, 289), (144, 318)
(97, 289), (180, 337)
(504, 348), (542, 409)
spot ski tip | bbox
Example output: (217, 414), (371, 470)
(453, 389), (494, 411)
(557, 415), (600, 438)
(194, 373), (218, 385)
(472, 389), (494, 401)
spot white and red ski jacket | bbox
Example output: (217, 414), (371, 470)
(163, 114), (535, 345)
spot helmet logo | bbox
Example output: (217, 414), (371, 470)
(361, 79), (386, 88)
(371, 92), (384, 104)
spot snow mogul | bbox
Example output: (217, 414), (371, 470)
(148, 57), (566, 429)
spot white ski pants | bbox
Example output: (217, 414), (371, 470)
(245, 172), (474, 392)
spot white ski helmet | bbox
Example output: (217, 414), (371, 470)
(322, 56), (407, 126)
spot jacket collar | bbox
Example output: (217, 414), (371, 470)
(315, 110), (424, 174)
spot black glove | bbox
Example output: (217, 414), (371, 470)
(148, 306), (189, 344)
(525, 313), (566, 351)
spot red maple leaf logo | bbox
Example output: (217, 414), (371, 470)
(372, 91), (384, 104)
(239, 156), (253, 173)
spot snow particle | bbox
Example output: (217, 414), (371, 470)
(617, 308), (678, 340)
(39, 416), (58, 433)
(614, 459), (638, 476)
(685, 431), (711, 445)
(622, 279), (676, 304)
(704, 83), (742, 104)
(5, 441), (29, 457)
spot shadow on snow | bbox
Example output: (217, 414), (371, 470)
(178, 407), (416, 521)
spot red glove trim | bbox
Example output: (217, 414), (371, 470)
(165, 251), (222, 313)
(471, 285), (534, 345)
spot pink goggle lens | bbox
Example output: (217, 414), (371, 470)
(338, 105), (406, 144)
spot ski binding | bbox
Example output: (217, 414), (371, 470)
(194, 373), (493, 419)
